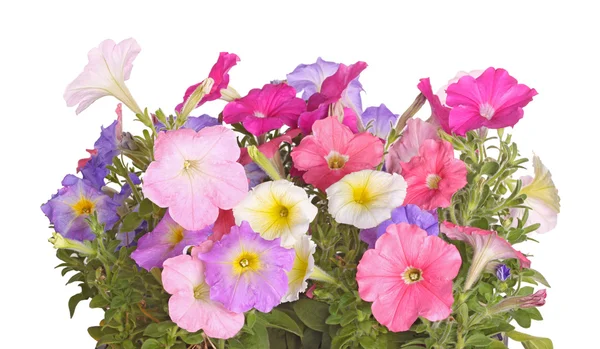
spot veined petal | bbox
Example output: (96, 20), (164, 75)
(282, 235), (316, 302)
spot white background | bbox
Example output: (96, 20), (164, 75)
(1, 1), (597, 348)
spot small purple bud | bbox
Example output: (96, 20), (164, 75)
(496, 264), (511, 281)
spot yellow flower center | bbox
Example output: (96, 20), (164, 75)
(402, 266), (423, 284)
(426, 174), (442, 189)
(168, 226), (185, 245)
(353, 186), (372, 205)
(232, 251), (261, 275)
(325, 151), (349, 170)
(72, 197), (95, 216)
(193, 283), (210, 300)
(279, 207), (289, 217)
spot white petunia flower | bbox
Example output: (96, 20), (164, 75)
(282, 234), (316, 303)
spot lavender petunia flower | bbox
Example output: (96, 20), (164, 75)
(198, 221), (294, 313)
(496, 264), (511, 281)
(244, 162), (268, 188)
(41, 175), (119, 241)
(130, 211), (211, 270)
(361, 104), (399, 139)
(360, 204), (439, 249)
(287, 57), (364, 115)
(155, 114), (219, 132)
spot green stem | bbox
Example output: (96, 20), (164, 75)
(218, 339), (225, 349)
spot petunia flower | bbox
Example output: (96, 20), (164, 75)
(496, 264), (511, 281)
(446, 67), (537, 135)
(222, 83), (306, 135)
(291, 117), (384, 191)
(198, 221), (294, 313)
(441, 222), (531, 290)
(282, 234), (316, 303)
(162, 242), (244, 338)
(130, 211), (211, 270)
(64, 38), (142, 115)
(385, 118), (439, 175)
(326, 170), (407, 229)
(400, 139), (467, 210)
(356, 223), (462, 332)
(41, 175), (119, 241)
(233, 180), (318, 247)
(175, 52), (240, 113)
(360, 104), (399, 139)
(209, 209), (236, 242)
(489, 289), (547, 315)
(359, 204), (439, 249)
(143, 127), (248, 231)
(417, 78), (452, 133)
(510, 155), (561, 233)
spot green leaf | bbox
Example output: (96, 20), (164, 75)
(293, 298), (331, 332)
(302, 327), (323, 349)
(121, 212), (143, 232)
(325, 313), (342, 325)
(359, 336), (376, 348)
(143, 321), (176, 338)
(257, 309), (303, 338)
(246, 310), (257, 329)
(481, 161), (500, 175)
(237, 323), (270, 349)
(68, 293), (84, 318)
(465, 333), (493, 347)
(180, 330), (205, 344)
(340, 310), (358, 326)
(139, 198), (155, 217)
(513, 309), (532, 328)
(457, 303), (469, 328)
(487, 339), (509, 349)
(141, 338), (162, 349)
(507, 331), (554, 349)
(528, 269), (551, 287)
(89, 295), (110, 309)
(87, 326), (103, 341)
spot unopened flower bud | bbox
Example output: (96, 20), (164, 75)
(119, 132), (138, 151)
(48, 232), (96, 256)
(489, 289), (547, 314)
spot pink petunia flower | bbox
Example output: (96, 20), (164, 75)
(291, 116), (383, 191)
(417, 78), (452, 133)
(400, 139), (467, 210)
(209, 209), (236, 242)
(356, 223), (462, 332)
(238, 128), (302, 166)
(175, 52), (240, 112)
(143, 127), (248, 230)
(441, 222), (531, 290)
(446, 67), (537, 135)
(222, 83), (306, 136)
(64, 38), (142, 115)
(162, 242), (244, 338)
(385, 118), (439, 174)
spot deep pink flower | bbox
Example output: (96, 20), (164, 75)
(446, 67), (537, 135)
(143, 127), (248, 230)
(291, 116), (383, 191)
(356, 223), (461, 332)
(223, 83), (306, 135)
(209, 209), (236, 242)
(441, 222), (531, 290)
(385, 118), (439, 174)
(175, 52), (240, 112)
(417, 78), (452, 133)
(400, 139), (467, 210)
(162, 242), (244, 338)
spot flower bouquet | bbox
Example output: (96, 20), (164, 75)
(43, 38), (560, 349)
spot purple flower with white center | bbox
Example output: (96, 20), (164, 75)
(41, 175), (119, 241)
(359, 204), (439, 249)
(155, 114), (220, 132)
(361, 104), (399, 139)
(198, 221), (294, 313)
(496, 264), (511, 281)
(287, 57), (364, 115)
(130, 211), (212, 270)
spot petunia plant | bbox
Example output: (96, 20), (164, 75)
(43, 38), (560, 349)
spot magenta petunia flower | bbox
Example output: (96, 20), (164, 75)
(142, 127), (248, 231)
(198, 221), (294, 313)
(441, 222), (531, 290)
(291, 116), (383, 191)
(446, 67), (537, 135)
(400, 139), (467, 210)
(130, 211), (211, 270)
(162, 242), (244, 338)
(385, 118), (439, 175)
(222, 83), (306, 135)
(175, 52), (240, 112)
(41, 175), (119, 241)
(356, 223), (462, 332)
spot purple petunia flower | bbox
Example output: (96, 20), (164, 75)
(198, 221), (294, 313)
(130, 211), (211, 270)
(244, 162), (268, 188)
(496, 264), (511, 281)
(359, 204), (439, 249)
(41, 175), (119, 241)
(155, 114), (220, 132)
(361, 103), (399, 139)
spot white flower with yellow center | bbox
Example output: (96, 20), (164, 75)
(233, 180), (318, 247)
(282, 234), (316, 302)
(326, 170), (407, 229)
(510, 155), (561, 233)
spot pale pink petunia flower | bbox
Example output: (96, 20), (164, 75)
(400, 139), (467, 210)
(385, 118), (439, 174)
(143, 127), (248, 230)
(291, 116), (383, 191)
(356, 223), (462, 332)
(64, 38), (142, 115)
(441, 222), (531, 290)
(162, 243), (244, 338)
